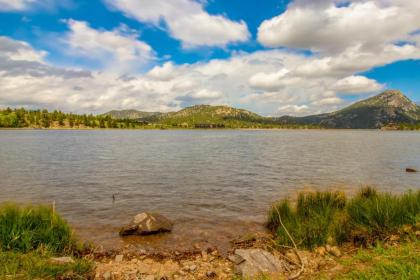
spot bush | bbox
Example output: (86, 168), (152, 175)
(347, 189), (420, 239)
(268, 191), (346, 249)
(268, 188), (420, 249)
(0, 203), (74, 254)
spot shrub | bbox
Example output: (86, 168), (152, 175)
(0, 203), (74, 254)
(268, 188), (420, 249)
(268, 191), (346, 249)
(347, 189), (420, 239)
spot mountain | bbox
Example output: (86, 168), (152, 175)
(142, 105), (268, 128)
(102, 90), (419, 129)
(103, 109), (160, 120)
(277, 90), (420, 129)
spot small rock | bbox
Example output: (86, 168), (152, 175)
(389, 235), (400, 242)
(206, 271), (217, 278)
(406, 168), (417, 172)
(401, 224), (413, 234)
(228, 254), (245, 265)
(211, 249), (219, 256)
(103, 271), (112, 280)
(314, 246), (327, 257)
(201, 251), (208, 261)
(189, 264), (197, 272)
(49, 256), (74, 264)
(115, 254), (124, 262)
(285, 251), (299, 264)
(327, 246), (341, 257)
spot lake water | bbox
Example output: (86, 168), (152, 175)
(0, 130), (419, 252)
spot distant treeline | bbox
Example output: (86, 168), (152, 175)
(0, 108), (142, 129)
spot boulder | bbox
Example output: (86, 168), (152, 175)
(406, 168), (417, 173)
(233, 249), (285, 278)
(120, 212), (173, 236)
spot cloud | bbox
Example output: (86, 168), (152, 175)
(1, 15), (420, 117)
(331, 75), (384, 94)
(258, 0), (420, 54)
(104, 0), (250, 48)
(0, 0), (72, 11)
(176, 89), (224, 107)
(278, 104), (309, 114)
(62, 19), (155, 74)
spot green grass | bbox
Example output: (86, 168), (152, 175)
(267, 191), (346, 249)
(347, 189), (420, 242)
(268, 188), (420, 249)
(332, 241), (420, 280)
(0, 203), (75, 254)
(0, 204), (93, 279)
(0, 250), (93, 280)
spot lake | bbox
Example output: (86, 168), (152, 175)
(0, 130), (419, 252)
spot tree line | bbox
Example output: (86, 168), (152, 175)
(0, 108), (142, 129)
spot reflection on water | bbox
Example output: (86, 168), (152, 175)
(0, 130), (419, 251)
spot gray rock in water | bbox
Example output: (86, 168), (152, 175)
(120, 212), (173, 236)
(234, 249), (285, 278)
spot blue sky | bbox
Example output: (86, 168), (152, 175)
(0, 0), (419, 115)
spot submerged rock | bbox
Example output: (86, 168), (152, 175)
(233, 249), (285, 278)
(119, 212), (173, 236)
(406, 168), (417, 173)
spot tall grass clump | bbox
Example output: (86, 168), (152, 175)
(0, 203), (74, 254)
(347, 188), (420, 239)
(268, 188), (420, 249)
(267, 191), (346, 249)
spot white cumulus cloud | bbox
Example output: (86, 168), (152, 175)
(62, 19), (155, 74)
(258, 0), (420, 54)
(104, 0), (250, 48)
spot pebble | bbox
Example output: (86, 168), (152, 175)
(189, 264), (197, 272)
(206, 271), (217, 278)
(285, 251), (299, 264)
(103, 271), (112, 280)
(327, 246), (341, 257)
(314, 246), (327, 257)
(115, 255), (124, 262)
(201, 251), (208, 261)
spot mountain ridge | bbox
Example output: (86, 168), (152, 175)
(136, 90), (420, 129)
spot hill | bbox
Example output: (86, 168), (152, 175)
(277, 90), (420, 129)
(103, 109), (160, 119)
(142, 105), (274, 128)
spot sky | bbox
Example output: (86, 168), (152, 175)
(0, 0), (419, 116)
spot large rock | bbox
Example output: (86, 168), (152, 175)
(233, 249), (285, 278)
(120, 212), (173, 236)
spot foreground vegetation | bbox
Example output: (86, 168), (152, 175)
(268, 187), (420, 249)
(331, 240), (420, 280)
(0, 203), (93, 279)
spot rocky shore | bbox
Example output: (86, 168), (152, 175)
(90, 232), (350, 280)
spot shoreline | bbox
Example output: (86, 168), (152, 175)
(1, 127), (419, 131)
